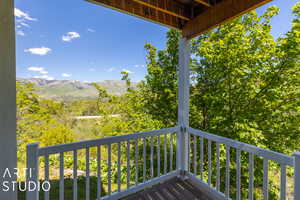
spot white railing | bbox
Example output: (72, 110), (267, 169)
(187, 127), (300, 200)
(26, 126), (300, 200)
(26, 126), (179, 200)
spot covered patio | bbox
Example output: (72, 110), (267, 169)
(1, 0), (300, 199)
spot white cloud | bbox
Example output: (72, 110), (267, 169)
(14, 8), (37, 21)
(24, 47), (51, 56)
(20, 22), (30, 28)
(87, 28), (95, 32)
(121, 69), (133, 74)
(62, 73), (72, 78)
(62, 32), (80, 42)
(134, 64), (146, 68)
(14, 8), (37, 36)
(40, 70), (48, 74)
(33, 75), (54, 81)
(107, 67), (115, 72)
(28, 66), (44, 72)
(28, 66), (49, 74)
(16, 30), (25, 36)
(89, 68), (95, 72)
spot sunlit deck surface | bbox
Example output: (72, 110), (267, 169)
(121, 177), (213, 200)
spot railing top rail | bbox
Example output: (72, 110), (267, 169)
(188, 127), (294, 166)
(38, 126), (179, 156)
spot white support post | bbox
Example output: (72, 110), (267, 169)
(0, 0), (17, 199)
(295, 152), (300, 200)
(177, 37), (190, 172)
(26, 143), (39, 200)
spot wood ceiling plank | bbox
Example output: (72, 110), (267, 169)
(132, 0), (190, 20)
(194, 0), (211, 7)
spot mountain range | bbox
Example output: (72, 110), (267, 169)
(17, 78), (137, 100)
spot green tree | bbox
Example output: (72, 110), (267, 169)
(191, 4), (300, 153)
(141, 30), (181, 126)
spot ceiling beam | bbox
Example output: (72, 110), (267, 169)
(183, 0), (272, 39)
(132, 0), (190, 21)
(194, 0), (211, 7)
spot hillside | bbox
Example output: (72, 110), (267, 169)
(17, 78), (137, 100)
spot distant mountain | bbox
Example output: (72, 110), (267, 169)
(17, 78), (137, 100)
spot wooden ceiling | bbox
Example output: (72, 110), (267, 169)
(87, 0), (272, 39)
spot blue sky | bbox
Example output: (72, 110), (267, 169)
(15, 0), (298, 82)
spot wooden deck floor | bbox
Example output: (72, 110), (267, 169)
(121, 177), (214, 200)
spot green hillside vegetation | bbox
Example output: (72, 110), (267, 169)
(17, 2), (300, 199)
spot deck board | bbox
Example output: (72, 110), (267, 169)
(121, 177), (214, 200)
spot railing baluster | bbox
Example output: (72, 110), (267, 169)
(60, 152), (64, 200)
(200, 137), (204, 179)
(193, 135), (197, 174)
(143, 138), (146, 182)
(216, 142), (220, 191)
(170, 134), (174, 171)
(248, 153), (254, 200)
(135, 139), (139, 185)
(73, 150), (78, 200)
(294, 152), (300, 200)
(188, 132), (191, 172)
(151, 136), (154, 178)
(164, 134), (167, 174)
(127, 141), (130, 188)
(108, 144), (112, 195)
(97, 146), (101, 198)
(225, 145), (230, 198)
(117, 143), (121, 192)
(44, 154), (49, 200)
(236, 149), (241, 200)
(280, 164), (286, 200)
(263, 158), (269, 200)
(157, 136), (161, 177)
(208, 140), (212, 186)
(86, 148), (90, 200)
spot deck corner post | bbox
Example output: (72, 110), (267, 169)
(177, 37), (190, 172)
(26, 143), (40, 200)
(295, 152), (300, 200)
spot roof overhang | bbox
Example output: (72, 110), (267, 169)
(87, 0), (272, 39)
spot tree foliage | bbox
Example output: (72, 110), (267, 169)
(17, 82), (75, 164)
(135, 4), (300, 154)
(191, 5), (300, 154)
